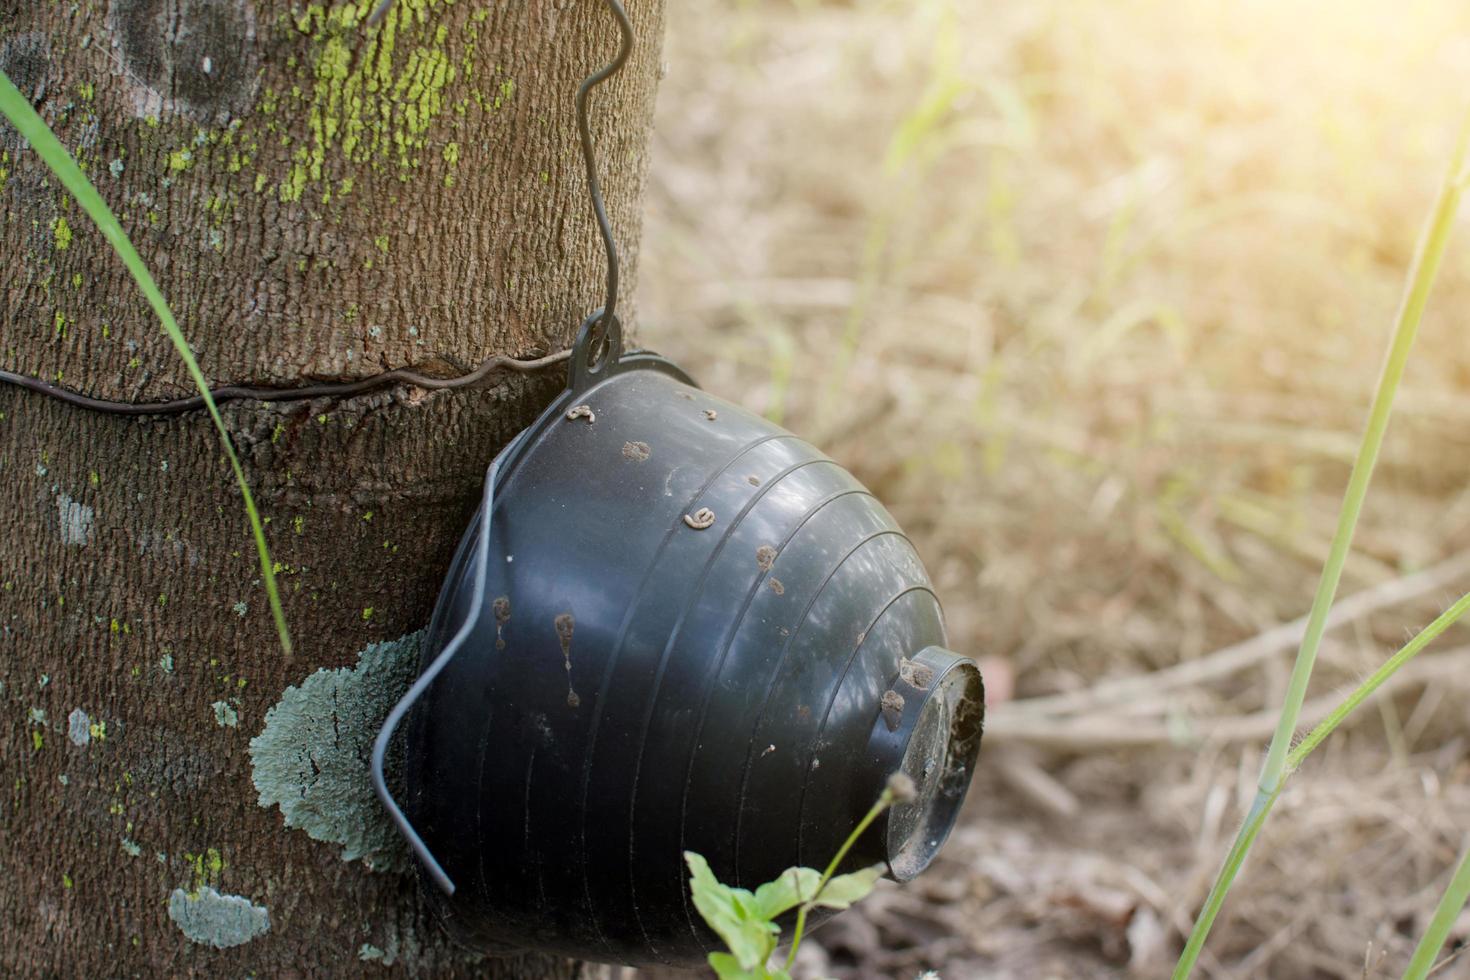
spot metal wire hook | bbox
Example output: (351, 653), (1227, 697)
(575, 0), (636, 337)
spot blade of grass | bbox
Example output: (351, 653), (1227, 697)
(1177, 589), (1470, 977)
(1287, 592), (1470, 769)
(1173, 109), (1470, 978)
(0, 70), (292, 657)
(1403, 841), (1470, 980)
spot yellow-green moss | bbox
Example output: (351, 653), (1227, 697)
(52, 216), (72, 250)
(185, 848), (227, 889)
(277, 0), (463, 202)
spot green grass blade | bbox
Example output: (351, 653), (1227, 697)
(1257, 111), (1470, 795)
(1173, 589), (1470, 978)
(1173, 788), (1282, 978)
(0, 70), (292, 657)
(1404, 842), (1470, 980)
(1288, 592), (1470, 768)
(1173, 110), (1470, 977)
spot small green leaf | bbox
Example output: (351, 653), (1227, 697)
(686, 852), (779, 970)
(707, 952), (768, 980)
(811, 864), (884, 909)
(753, 866), (822, 920)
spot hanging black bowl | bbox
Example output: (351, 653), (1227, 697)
(373, 314), (985, 968)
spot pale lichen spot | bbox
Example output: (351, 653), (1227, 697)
(56, 493), (94, 546)
(249, 631), (423, 871)
(212, 700), (239, 728)
(67, 708), (92, 746)
(167, 886), (270, 948)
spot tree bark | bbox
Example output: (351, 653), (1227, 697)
(0, 0), (662, 974)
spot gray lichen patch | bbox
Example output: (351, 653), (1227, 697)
(358, 925), (422, 968)
(249, 632), (423, 872)
(56, 493), (94, 547)
(356, 905), (492, 970)
(212, 700), (238, 727)
(67, 708), (92, 746)
(167, 886), (270, 948)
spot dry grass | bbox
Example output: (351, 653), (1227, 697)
(634, 0), (1470, 975)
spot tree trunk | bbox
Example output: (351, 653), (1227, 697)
(0, 0), (662, 974)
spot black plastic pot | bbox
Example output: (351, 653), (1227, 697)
(373, 315), (985, 967)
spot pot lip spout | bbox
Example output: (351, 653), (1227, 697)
(868, 645), (986, 882)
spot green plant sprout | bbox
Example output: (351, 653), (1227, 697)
(0, 69), (291, 656)
(1174, 112), (1470, 977)
(686, 773), (916, 979)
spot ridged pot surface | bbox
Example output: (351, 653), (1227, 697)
(392, 324), (984, 967)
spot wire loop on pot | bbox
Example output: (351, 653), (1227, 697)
(370, 426), (533, 897)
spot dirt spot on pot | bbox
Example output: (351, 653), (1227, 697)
(769, 577), (785, 596)
(623, 441), (651, 461)
(493, 596), (511, 650)
(756, 545), (778, 571)
(899, 657), (935, 690)
(555, 614), (580, 708)
(881, 690), (905, 732)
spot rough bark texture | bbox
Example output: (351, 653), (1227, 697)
(0, 0), (662, 975)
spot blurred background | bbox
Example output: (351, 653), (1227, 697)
(636, 0), (1470, 976)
